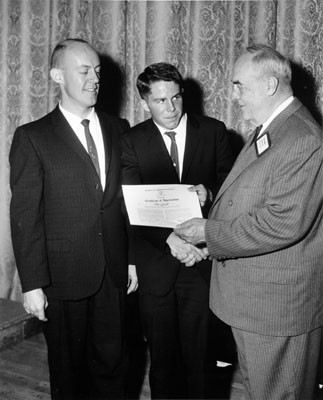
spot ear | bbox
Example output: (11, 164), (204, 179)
(50, 68), (64, 85)
(267, 76), (279, 96)
(140, 99), (150, 113)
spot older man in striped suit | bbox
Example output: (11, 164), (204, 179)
(175, 45), (323, 400)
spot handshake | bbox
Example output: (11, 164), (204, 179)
(167, 229), (208, 267)
(168, 184), (210, 267)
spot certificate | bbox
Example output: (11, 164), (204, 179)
(122, 184), (202, 228)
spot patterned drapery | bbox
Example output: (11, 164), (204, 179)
(0, 0), (322, 300)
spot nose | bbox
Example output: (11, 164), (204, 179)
(166, 99), (176, 112)
(90, 69), (100, 83)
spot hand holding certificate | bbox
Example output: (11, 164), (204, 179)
(122, 184), (202, 228)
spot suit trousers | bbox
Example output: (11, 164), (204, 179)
(43, 269), (127, 400)
(138, 264), (209, 399)
(232, 326), (322, 400)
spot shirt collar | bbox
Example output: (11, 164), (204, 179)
(59, 103), (96, 125)
(154, 113), (187, 136)
(260, 96), (294, 134)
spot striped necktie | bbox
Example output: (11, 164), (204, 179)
(81, 119), (101, 178)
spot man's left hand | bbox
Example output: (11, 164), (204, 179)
(174, 218), (207, 245)
(127, 264), (138, 294)
(188, 184), (209, 207)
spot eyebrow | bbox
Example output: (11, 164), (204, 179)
(232, 80), (241, 85)
(78, 64), (101, 69)
(171, 92), (182, 98)
(153, 92), (182, 101)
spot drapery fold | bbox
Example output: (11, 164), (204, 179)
(0, 0), (322, 300)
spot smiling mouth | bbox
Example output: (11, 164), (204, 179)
(85, 88), (98, 96)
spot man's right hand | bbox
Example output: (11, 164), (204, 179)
(166, 232), (207, 266)
(23, 288), (48, 321)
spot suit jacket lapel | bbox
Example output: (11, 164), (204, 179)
(146, 120), (180, 181)
(50, 106), (95, 171)
(263, 97), (302, 143)
(213, 134), (257, 202)
(212, 98), (303, 207)
(181, 115), (200, 182)
(97, 111), (112, 180)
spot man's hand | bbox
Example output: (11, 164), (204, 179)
(188, 184), (210, 207)
(23, 288), (48, 321)
(127, 264), (138, 294)
(166, 232), (207, 266)
(174, 218), (207, 245)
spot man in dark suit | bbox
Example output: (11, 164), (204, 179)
(9, 38), (138, 400)
(175, 45), (323, 400)
(121, 62), (234, 399)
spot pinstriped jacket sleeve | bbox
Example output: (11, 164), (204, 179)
(205, 119), (323, 260)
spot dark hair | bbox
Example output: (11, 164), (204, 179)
(50, 38), (94, 69)
(136, 62), (183, 99)
(246, 44), (292, 86)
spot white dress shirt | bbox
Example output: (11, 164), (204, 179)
(258, 96), (294, 137)
(154, 113), (187, 181)
(59, 104), (106, 189)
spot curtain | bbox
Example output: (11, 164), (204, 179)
(0, 0), (322, 300)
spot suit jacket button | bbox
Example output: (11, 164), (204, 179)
(228, 200), (233, 206)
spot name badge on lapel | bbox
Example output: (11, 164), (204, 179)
(255, 132), (271, 157)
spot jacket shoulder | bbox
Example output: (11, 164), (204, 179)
(96, 109), (130, 130)
(122, 118), (154, 140)
(276, 103), (322, 146)
(16, 108), (57, 131)
(292, 105), (322, 139)
(13, 108), (60, 143)
(129, 118), (152, 132)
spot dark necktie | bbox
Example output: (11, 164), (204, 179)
(253, 125), (263, 141)
(81, 119), (101, 178)
(165, 131), (180, 177)
(249, 125), (263, 147)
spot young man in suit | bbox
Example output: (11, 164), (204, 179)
(175, 45), (323, 400)
(10, 38), (138, 400)
(121, 62), (234, 399)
